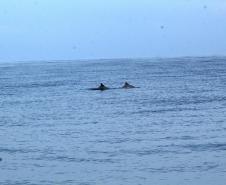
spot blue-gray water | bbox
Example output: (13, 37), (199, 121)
(0, 57), (226, 185)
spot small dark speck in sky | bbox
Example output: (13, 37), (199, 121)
(2, 9), (8, 14)
(72, 46), (77, 51)
(203, 5), (207, 9)
(33, 1), (39, 6)
(160, 25), (165, 29)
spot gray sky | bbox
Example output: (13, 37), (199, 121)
(0, 0), (226, 61)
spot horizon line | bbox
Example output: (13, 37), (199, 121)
(0, 54), (225, 64)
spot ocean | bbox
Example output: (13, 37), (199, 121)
(0, 57), (226, 185)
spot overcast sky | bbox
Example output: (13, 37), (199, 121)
(0, 0), (226, 61)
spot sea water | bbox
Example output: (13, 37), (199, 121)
(0, 57), (226, 185)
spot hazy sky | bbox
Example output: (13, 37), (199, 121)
(0, 0), (226, 61)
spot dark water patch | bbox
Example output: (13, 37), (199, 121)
(0, 147), (39, 154)
(32, 155), (116, 164)
(93, 138), (131, 144)
(182, 143), (226, 152)
(87, 150), (119, 158)
(2, 80), (76, 89)
(161, 135), (198, 141)
(119, 148), (189, 156)
(132, 107), (200, 115)
(138, 95), (226, 107)
(141, 162), (219, 173)
(0, 181), (40, 185)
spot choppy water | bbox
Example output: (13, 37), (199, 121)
(0, 57), (226, 185)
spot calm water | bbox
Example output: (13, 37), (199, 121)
(0, 57), (226, 185)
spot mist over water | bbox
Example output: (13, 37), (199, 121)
(0, 57), (226, 185)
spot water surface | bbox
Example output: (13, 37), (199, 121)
(0, 57), (226, 185)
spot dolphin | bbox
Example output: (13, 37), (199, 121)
(89, 83), (109, 91)
(122, 82), (136, 89)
